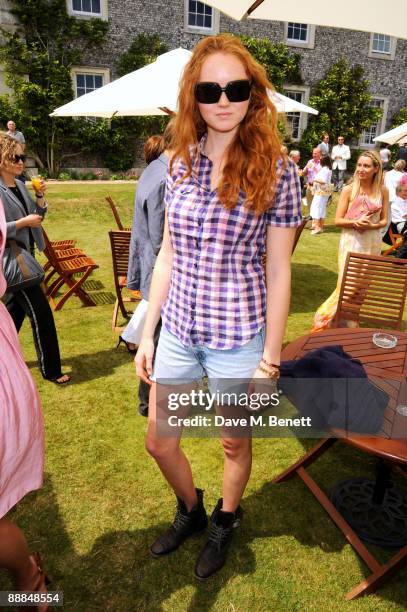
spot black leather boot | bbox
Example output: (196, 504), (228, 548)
(194, 498), (243, 580)
(150, 488), (208, 558)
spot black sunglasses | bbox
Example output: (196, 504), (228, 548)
(195, 80), (252, 104)
(12, 154), (26, 163)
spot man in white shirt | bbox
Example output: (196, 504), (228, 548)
(385, 160), (406, 203)
(331, 136), (351, 191)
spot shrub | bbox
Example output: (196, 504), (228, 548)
(57, 171), (71, 181)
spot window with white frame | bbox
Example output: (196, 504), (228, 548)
(368, 33), (396, 60)
(75, 73), (103, 97)
(72, 67), (109, 99)
(188, 1), (212, 28)
(283, 88), (308, 140)
(71, 0), (101, 16)
(285, 22), (315, 49)
(287, 23), (308, 43)
(184, 1), (219, 33)
(67, 0), (107, 19)
(372, 33), (391, 54)
(360, 98), (386, 146)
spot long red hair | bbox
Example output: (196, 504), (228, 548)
(170, 34), (283, 215)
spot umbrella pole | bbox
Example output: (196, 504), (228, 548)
(247, 0), (266, 16)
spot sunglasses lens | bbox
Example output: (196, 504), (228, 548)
(226, 80), (251, 102)
(195, 82), (221, 104)
(195, 81), (252, 104)
(13, 154), (26, 163)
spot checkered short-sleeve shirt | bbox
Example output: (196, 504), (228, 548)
(162, 136), (302, 349)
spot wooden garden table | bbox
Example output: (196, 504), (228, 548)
(274, 327), (407, 600)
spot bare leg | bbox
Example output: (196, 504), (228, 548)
(0, 518), (38, 589)
(145, 383), (198, 511)
(221, 437), (252, 512)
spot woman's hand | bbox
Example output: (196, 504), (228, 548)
(353, 211), (375, 230)
(33, 177), (47, 196)
(22, 214), (43, 228)
(134, 337), (155, 385)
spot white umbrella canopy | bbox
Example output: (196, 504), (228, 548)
(203, 0), (407, 39)
(373, 123), (407, 146)
(270, 91), (318, 115)
(51, 48), (192, 117)
(51, 48), (318, 118)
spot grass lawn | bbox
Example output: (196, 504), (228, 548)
(1, 183), (406, 611)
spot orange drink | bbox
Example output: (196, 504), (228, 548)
(31, 176), (42, 191)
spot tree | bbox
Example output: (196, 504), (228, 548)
(0, 0), (108, 175)
(239, 36), (302, 90)
(391, 107), (407, 128)
(116, 33), (168, 77)
(299, 60), (383, 155)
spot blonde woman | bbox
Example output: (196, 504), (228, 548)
(312, 151), (388, 332)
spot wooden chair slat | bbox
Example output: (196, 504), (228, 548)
(334, 252), (407, 331)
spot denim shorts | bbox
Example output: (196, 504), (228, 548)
(151, 325), (264, 388)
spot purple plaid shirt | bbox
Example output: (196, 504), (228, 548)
(162, 136), (302, 349)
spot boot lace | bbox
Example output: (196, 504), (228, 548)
(208, 522), (230, 550)
(172, 506), (190, 531)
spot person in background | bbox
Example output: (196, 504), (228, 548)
(289, 150), (303, 189)
(312, 151), (388, 332)
(384, 159), (406, 203)
(310, 156), (332, 235)
(379, 143), (392, 169)
(303, 147), (321, 207)
(0, 198), (49, 611)
(0, 134), (70, 384)
(331, 135), (351, 191)
(136, 34), (301, 580)
(318, 132), (330, 157)
(394, 184), (407, 259)
(120, 124), (173, 417)
(396, 143), (407, 164)
(391, 182), (407, 236)
(6, 121), (25, 150)
(6, 121), (26, 182)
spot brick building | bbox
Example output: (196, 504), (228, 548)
(66, 0), (406, 149)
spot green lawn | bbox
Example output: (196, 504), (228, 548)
(2, 183), (406, 611)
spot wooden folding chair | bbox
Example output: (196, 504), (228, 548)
(43, 237), (99, 311)
(42, 230), (86, 285)
(42, 229), (77, 251)
(109, 230), (141, 332)
(105, 195), (131, 231)
(382, 225), (404, 256)
(334, 252), (407, 330)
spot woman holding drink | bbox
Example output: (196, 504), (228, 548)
(136, 34), (301, 579)
(0, 133), (69, 384)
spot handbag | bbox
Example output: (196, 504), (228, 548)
(3, 239), (44, 292)
(313, 182), (334, 197)
(345, 195), (381, 220)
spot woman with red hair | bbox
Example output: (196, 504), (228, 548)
(136, 34), (302, 579)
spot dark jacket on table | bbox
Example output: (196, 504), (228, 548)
(280, 345), (388, 434)
(127, 153), (168, 299)
(0, 177), (46, 251)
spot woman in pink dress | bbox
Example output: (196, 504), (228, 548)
(0, 198), (49, 608)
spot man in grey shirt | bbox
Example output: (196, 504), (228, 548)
(125, 141), (170, 416)
(7, 120), (26, 149)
